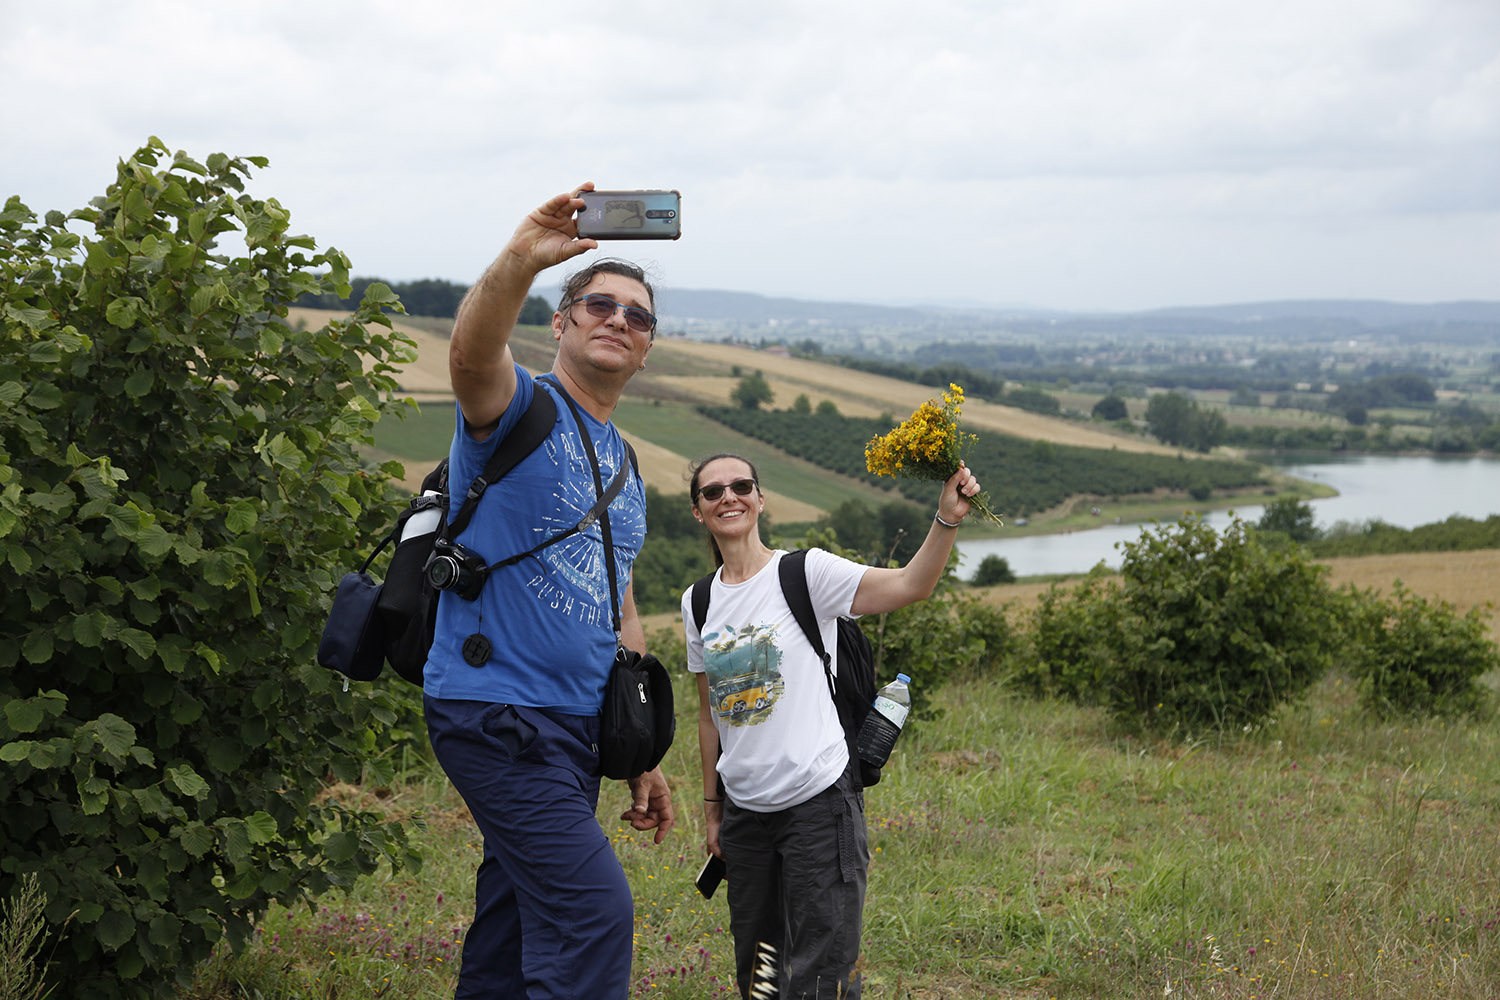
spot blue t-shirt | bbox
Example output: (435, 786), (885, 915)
(422, 368), (647, 714)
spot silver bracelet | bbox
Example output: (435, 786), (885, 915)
(934, 512), (961, 529)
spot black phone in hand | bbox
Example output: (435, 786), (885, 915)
(695, 853), (726, 899)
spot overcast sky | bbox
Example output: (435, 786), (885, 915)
(3, 0), (1496, 312)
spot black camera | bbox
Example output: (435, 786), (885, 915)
(423, 537), (489, 601)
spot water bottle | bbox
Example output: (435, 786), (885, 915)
(856, 673), (911, 769)
(400, 490), (443, 542)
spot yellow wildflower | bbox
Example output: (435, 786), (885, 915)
(864, 383), (1002, 525)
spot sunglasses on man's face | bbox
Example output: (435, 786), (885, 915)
(568, 293), (657, 335)
(696, 478), (757, 503)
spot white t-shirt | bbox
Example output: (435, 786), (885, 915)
(681, 549), (869, 812)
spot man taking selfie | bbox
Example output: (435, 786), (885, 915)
(422, 182), (674, 998)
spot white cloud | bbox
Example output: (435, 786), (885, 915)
(2, 0), (1495, 310)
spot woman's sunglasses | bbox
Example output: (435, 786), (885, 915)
(567, 293), (657, 335)
(695, 478), (757, 503)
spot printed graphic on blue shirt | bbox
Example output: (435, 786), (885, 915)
(513, 432), (645, 632)
(701, 622), (786, 727)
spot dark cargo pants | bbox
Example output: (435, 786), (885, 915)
(425, 697), (633, 999)
(720, 763), (869, 999)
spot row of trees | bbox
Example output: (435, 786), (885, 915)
(836, 351), (1496, 457)
(701, 405), (1265, 518)
(298, 276), (553, 324)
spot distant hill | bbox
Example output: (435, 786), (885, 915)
(656, 289), (1500, 344)
(659, 288), (932, 327)
(1142, 300), (1500, 326)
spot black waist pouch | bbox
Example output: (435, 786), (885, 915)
(596, 646), (676, 780)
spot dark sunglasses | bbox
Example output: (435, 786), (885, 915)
(696, 478), (757, 503)
(567, 293), (656, 335)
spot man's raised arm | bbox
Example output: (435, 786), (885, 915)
(450, 183), (599, 435)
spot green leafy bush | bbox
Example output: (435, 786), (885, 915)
(1108, 516), (1337, 734)
(866, 582), (1015, 722)
(1341, 583), (1498, 718)
(1011, 571), (1126, 704)
(1025, 517), (1337, 736)
(0, 140), (421, 997)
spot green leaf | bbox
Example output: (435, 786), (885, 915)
(167, 765), (209, 799)
(24, 382), (63, 410)
(26, 339), (62, 365)
(189, 283), (215, 315)
(93, 714), (137, 756)
(4, 698), (45, 733)
(148, 913), (182, 948)
(105, 296), (142, 328)
(201, 550), (238, 586)
(136, 522), (173, 558)
(72, 609), (109, 647)
(0, 381), (23, 406)
(123, 368), (154, 397)
(180, 822), (216, 857)
(96, 909), (135, 950)
(157, 636), (189, 673)
(251, 680), (280, 712)
(219, 819), (251, 863)
(0, 741), (34, 762)
(225, 501), (258, 535)
(5, 305), (55, 333)
(170, 691), (203, 725)
(322, 831), (358, 862)
(118, 628), (156, 660)
(244, 811), (278, 844)
(258, 432), (305, 471)
(359, 282), (399, 307)
(226, 868), (260, 900)
(6, 543), (34, 573)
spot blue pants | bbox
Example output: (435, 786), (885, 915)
(425, 697), (633, 999)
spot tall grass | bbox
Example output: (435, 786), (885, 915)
(184, 667), (1500, 999)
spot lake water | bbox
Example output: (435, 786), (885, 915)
(956, 454), (1500, 579)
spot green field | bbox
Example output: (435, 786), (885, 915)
(612, 399), (904, 515)
(372, 399), (455, 465)
(189, 660), (1500, 999)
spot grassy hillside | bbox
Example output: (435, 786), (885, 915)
(195, 542), (1500, 998)
(296, 307), (1286, 522)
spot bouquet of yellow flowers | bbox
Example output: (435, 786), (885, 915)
(864, 383), (1003, 526)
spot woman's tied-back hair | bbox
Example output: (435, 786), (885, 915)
(688, 452), (763, 569)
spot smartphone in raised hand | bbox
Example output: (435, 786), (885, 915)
(577, 190), (681, 240)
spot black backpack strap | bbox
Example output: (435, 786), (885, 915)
(778, 550), (838, 700)
(444, 385), (558, 541)
(690, 574), (714, 633)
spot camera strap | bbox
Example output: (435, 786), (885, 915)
(539, 374), (628, 634)
(477, 376), (637, 603)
